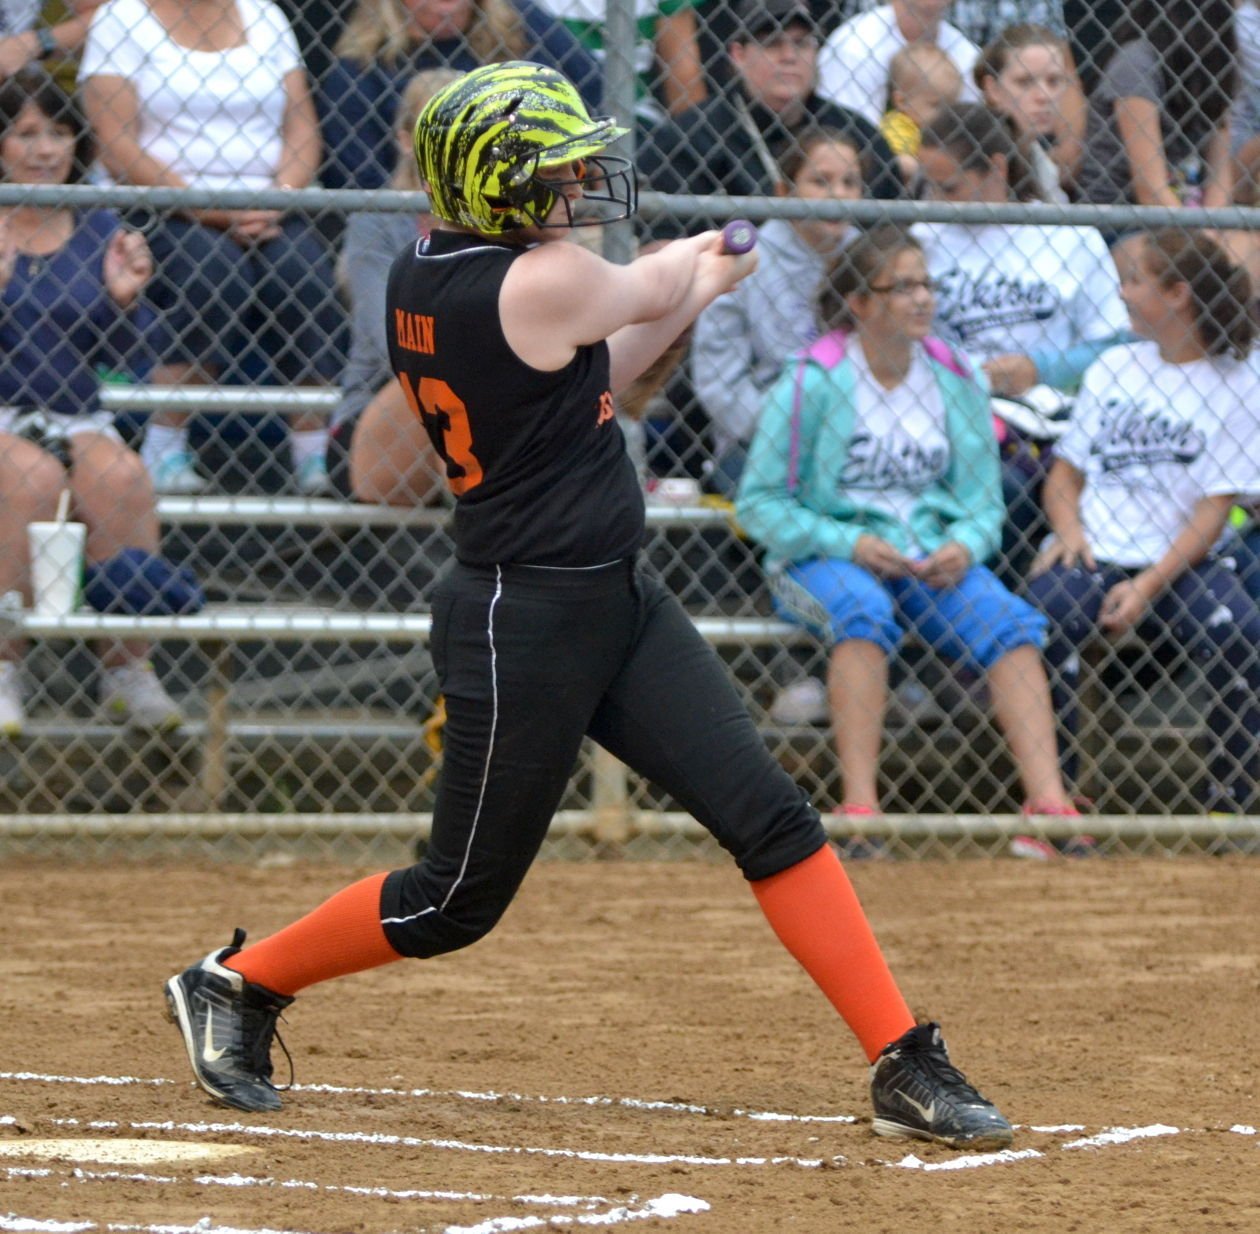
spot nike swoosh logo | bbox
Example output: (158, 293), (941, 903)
(894, 1089), (936, 1122)
(202, 1006), (228, 1063)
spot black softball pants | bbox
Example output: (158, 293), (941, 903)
(381, 558), (826, 958)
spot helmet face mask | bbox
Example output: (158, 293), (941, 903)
(494, 151), (637, 229)
(414, 62), (637, 236)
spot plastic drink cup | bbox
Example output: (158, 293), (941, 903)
(27, 521), (86, 617)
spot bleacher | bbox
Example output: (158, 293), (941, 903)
(3, 0), (1255, 842)
(0, 422), (1214, 822)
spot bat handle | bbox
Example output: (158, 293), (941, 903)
(720, 219), (758, 255)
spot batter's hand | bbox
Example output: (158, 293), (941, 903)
(699, 227), (758, 292)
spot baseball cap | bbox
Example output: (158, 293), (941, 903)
(732, 0), (817, 40)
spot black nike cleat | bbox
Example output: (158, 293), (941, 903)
(164, 928), (294, 1113)
(870, 1022), (1013, 1150)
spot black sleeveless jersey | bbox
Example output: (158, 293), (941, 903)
(385, 229), (646, 567)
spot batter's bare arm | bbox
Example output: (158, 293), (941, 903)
(500, 232), (756, 389)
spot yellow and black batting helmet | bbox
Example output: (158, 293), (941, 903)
(414, 62), (636, 235)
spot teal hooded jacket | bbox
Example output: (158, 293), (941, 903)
(736, 332), (1004, 572)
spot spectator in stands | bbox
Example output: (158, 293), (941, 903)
(1234, 1), (1260, 159)
(826, 0), (1073, 46)
(974, 23), (1078, 201)
(879, 40), (962, 185)
(949, 4), (1085, 189)
(327, 68), (447, 504)
(1029, 229), (1260, 814)
(1060, 0), (1127, 94)
(915, 104), (1129, 578)
(692, 125), (860, 498)
(80, 0), (345, 496)
(0, 68), (182, 735)
(1077, 0), (1237, 212)
(948, 1), (1068, 46)
(538, 0), (706, 121)
(638, 0), (905, 238)
(1219, 129), (1260, 324)
(817, 0), (981, 131)
(319, 0), (601, 191)
(0, 2), (103, 78)
(737, 226), (1079, 821)
(275, 0), (353, 88)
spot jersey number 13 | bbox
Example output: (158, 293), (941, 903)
(397, 372), (484, 495)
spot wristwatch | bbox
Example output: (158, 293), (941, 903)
(35, 27), (58, 60)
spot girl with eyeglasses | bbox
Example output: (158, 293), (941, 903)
(738, 226), (1077, 825)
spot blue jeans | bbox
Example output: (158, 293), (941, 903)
(771, 558), (1048, 674)
(144, 215), (346, 383)
(1028, 560), (1260, 811)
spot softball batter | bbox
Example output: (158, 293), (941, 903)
(164, 61), (1011, 1150)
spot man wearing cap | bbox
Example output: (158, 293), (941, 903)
(638, 0), (904, 237)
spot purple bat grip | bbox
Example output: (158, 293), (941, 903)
(720, 220), (758, 254)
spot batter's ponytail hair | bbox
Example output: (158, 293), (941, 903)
(1143, 228), (1255, 359)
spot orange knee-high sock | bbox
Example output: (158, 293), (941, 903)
(225, 872), (400, 997)
(751, 845), (914, 1062)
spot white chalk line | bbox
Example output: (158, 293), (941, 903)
(2, 1211), (714, 1234)
(4, 1075), (1254, 1208)
(0, 1071), (855, 1126)
(3, 1115), (1252, 1234)
(891, 1148), (1045, 1171)
(2, 1162), (617, 1208)
(1, 1219), (311, 1234)
(885, 1124), (1185, 1173)
(2, 1203), (712, 1234)
(48, 1118), (835, 1170)
(37, 1114), (1254, 1178)
(442, 1193), (709, 1234)
(0, 1174), (705, 1234)
(1, 1162), (707, 1234)
(2, 1169), (700, 1234)
(5, 1071), (1256, 1158)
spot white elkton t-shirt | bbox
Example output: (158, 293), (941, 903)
(919, 222), (1127, 364)
(80, 0), (301, 191)
(1058, 342), (1260, 566)
(844, 338), (952, 553)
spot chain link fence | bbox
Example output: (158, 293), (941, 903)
(0, 0), (1257, 856)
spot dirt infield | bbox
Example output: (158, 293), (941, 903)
(1, 855), (1257, 1233)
